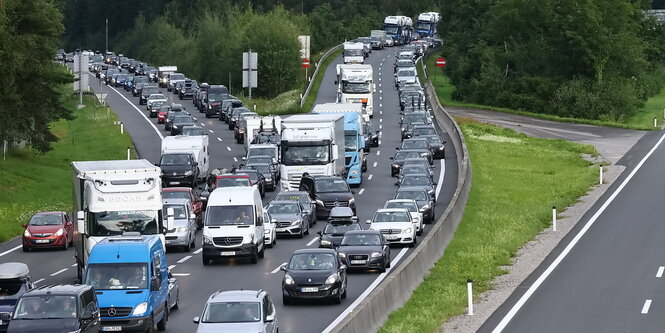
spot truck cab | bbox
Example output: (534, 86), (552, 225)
(335, 64), (375, 118)
(343, 42), (365, 64)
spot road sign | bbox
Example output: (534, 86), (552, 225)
(298, 35), (311, 60)
(301, 58), (310, 68)
(436, 57), (447, 68)
(242, 51), (258, 98)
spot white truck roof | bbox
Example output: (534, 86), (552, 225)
(312, 103), (363, 114)
(282, 113), (343, 126)
(208, 187), (261, 207)
(158, 66), (177, 72)
(337, 64), (373, 77)
(161, 135), (206, 152)
(344, 42), (364, 49)
(72, 160), (159, 175)
(384, 16), (406, 25)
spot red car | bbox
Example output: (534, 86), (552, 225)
(157, 108), (169, 124)
(162, 187), (204, 229)
(22, 211), (73, 251)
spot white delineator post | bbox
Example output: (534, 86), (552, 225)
(552, 206), (557, 232)
(467, 279), (474, 315)
(655, 117), (658, 128)
(120, 123), (124, 135)
(600, 165), (603, 185)
(127, 148), (130, 160)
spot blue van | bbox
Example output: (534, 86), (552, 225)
(84, 233), (170, 332)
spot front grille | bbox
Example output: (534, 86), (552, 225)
(324, 201), (348, 208)
(348, 254), (369, 261)
(33, 233), (52, 237)
(290, 289), (329, 297)
(379, 229), (403, 234)
(100, 307), (132, 317)
(165, 236), (177, 240)
(213, 236), (243, 246)
(276, 221), (292, 228)
(345, 156), (352, 166)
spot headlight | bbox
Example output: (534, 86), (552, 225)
(325, 274), (338, 285)
(438, 146), (444, 150)
(284, 274), (296, 285)
(208, 105), (212, 110)
(266, 177), (272, 181)
(421, 153), (429, 157)
(132, 302), (148, 316)
(203, 235), (213, 244)
(371, 252), (383, 258)
(348, 198), (355, 205)
(24, 229), (31, 237)
(403, 228), (413, 234)
(337, 252), (346, 257)
(264, 229), (270, 234)
(316, 199), (324, 206)
(177, 227), (187, 233)
(392, 164), (400, 169)
(184, 170), (193, 176)
(321, 240), (332, 246)
(350, 169), (359, 175)
(419, 205), (430, 212)
(291, 219), (301, 226)
(172, 125), (178, 129)
(245, 234), (255, 242)
(55, 228), (64, 236)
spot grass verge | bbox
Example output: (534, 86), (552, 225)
(302, 48), (343, 112)
(421, 54), (660, 131)
(379, 120), (598, 333)
(0, 95), (135, 242)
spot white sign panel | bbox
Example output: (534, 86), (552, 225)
(298, 35), (311, 59)
(242, 70), (258, 88)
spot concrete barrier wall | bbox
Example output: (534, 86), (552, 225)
(300, 43), (343, 107)
(330, 49), (472, 333)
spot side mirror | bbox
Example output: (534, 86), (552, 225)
(77, 211), (86, 235)
(66, 221), (73, 227)
(22, 224), (27, 229)
(433, 182), (437, 185)
(317, 231), (322, 236)
(365, 219), (372, 224)
(351, 190), (356, 194)
(193, 317), (200, 324)
(192, 162), (198, 166)
(241, 156), (247, 161)
(200, 191), (210, 200)
(395, 147), (399, 149)
(340, 264), (347, 270)
(395, 182), (399, 186)
(266, 314), (275, 322)
(81, 311), (93, 321)
(279, 263), (287, 272)
(334, 80), (338, 85)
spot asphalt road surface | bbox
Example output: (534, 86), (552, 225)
(0, 48), (458, 332)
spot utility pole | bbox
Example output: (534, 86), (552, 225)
(105, 18), (108, 54)
(78, 50), (83, 106)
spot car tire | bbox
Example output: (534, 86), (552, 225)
(409, 237), (417, 248)
(22, 245), (29, 252)
(273, 237), (277, 246)
(172, 294), (179, 310)
(304, 223), (310, 235)
(298, 226), (304, 239)
(417, 228), (423, 236)
(157, 305), (167, 331)
(250, 248), (258, 264)
(183, 242), (191, 252)
(341, 286), (347, 299)
(146, 314), (156, 333)
(386, 258), (391, 268)
(202, 255), (210, 266)
(190, 236), (196, 249)
(267, 240), (273, 248)
(61, 241), (68, 251)
(283, 295), (292, 306)
(258, 245), (265, 258)
(333, 293), (342, 304)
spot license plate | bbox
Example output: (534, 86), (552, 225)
(276, 228), (286, 232)
(350, 260), (367, 265)
(220, 251), (235, 256)
(35, 239), (49, 243)
(101, 327), (122, 331)
(386, 235), (399, 240)
(301, 287), (318, 292)
(170, 181), (180, 185)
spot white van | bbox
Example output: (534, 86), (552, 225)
(202, 187), (265, 264)
(161, 135), (209, 182)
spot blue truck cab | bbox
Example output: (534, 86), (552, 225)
(84, 233), (170, 332)
(342, 113), (366, 185)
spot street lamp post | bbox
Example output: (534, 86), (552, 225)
(105, 18), (108, 54)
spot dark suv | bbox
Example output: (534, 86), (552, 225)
(158, 153), (199, 188)
(298, 174), (356, 219)
(0, 263), (34, 332)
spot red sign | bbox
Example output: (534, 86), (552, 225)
(301, 58), (310, 68)
(436, 57), (447, 68)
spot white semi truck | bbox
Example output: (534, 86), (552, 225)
(335, 64), (375, 118)
(244, 116), (282, 153)
(279, 114), (345, 191)
(161, 135), (210, 182)
(71, 160), (173, 280)
(343, 42), (365, 64)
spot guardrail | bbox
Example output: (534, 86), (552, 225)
(330, 49), (472, 333)
(300, 43), (343, 108)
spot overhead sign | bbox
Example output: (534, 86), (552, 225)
(301, 58), (310, 68)
(436, 57), (447, 68)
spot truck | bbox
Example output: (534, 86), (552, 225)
(71, 160), (173, 280)
(343, 42), (365, 64)
(415, 12), (440, 38)
(335, 64), (375, 118)
(244, 115), (282, 153)
(279, 114), (345, 191)
(312, 103), (367, 186)
(370, 30), (388, 48)
(382, 16), (412, 45)
(157, 66), (177, 87)
(161, 135), (210, 182)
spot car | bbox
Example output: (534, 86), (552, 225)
(163, 199), (197, 251)
(0, 263), (34, 332)
(173, 81), (185, 96)
(394, 59), (415, 73)
(251, 131), (281, 146)
(22, 211), (73, 251)
(398, 162), (434, 183)
(400, 113), (431, 136)
(390, 149), (426, 176)
(395, 67), (418, 88)
(385, 36), (395, 47)
(234, 169), (266, 198)
(369, 36), (384, 49)
(164, 106), (189, 131)
(243, 155), (278, 181)
(132, 77), (150, 96)
(396, 173), (437, 202)
(396, 50), (416, 62)
(219, 99), (243, 122)
(123, 76), (135, 91)
(146, 93), (167, 109)
(317, 212), (362, 248)
(157, 106), (170, 124)
(245, 163), (276, 191)
(299, 174), (356, 219)
(418, 134), (446, 159)
(228, 107), (250, 130)
(162, 187), (204, 229)
(170, 115), (196, 136)
(394, 186), (435, 223)
(235, 112), (259, 144)
(245, 146), (280, 178)
(402, 121), (427, 140)
(167, 73), (186, 91)
(366, 208), (417, 247)
(273, 191), (316, 227)
(263, 210), (277, 248)
(363, 121), (379, 149)
(384, 199), (423, 236)
(411, 124), (438, 138)
(181, 125), (206, 137)
(337, 230), (391, 272)
(397, 138), (434, 165)
(178, 79), (197, 99)
(203, 172), (251, 193)
(400, 90), (426, 110)
(193, 289), (278, 333)
(159, 153), (199, 188)
(8, 284), (100, 333)
(265, 200), (309, 238)
(114, 73), (128, 87)
(141, 86), (161, 105)
(355, 37), (373, 56)
(148, 100), (168, 118)
(280, 249), (347, 305)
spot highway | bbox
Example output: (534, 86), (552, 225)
(0, 46), (458, 332)
(478, 130), (665, 332)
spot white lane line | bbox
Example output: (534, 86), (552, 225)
(217, 137), (222, 142)
(200, 123), (206, 127)
(642, 300), (653, 314)
(72, 263), (77, 267)
(306, 237), (320, 247)
(379, 124), (383, 129)
(107, 86), (164, 140)
(171, 273), (191, 277)
(233, 157), (238, 162)
(368, 174), (373, 180)
(657, 266), (664, 278)
(358, 188), (365, 195)
(379, 83), (382, 87)
(380, 90), (383, 94)
(491, 131), (665, 332)
(380, 103), (383, 108)
(435, 158), (446, 200)
(380, 118), (383, 123)
(208, 129), (214, 133)
(226, 147), (231, 151)
(50, 268), (68, 277)
(378, 140), (382, 145)
(0, 245), (21, 257)
(177, 255), (192, 264)
(379, 96), (382, 100)
(379, 77), (382, 81)
(34, 278), (45, 284)
(193, 248), (203, 254)
(382, 58), (386, 61)
(376, 151), (381, 156)
(373, 162), (377, 168)
(168, 265), (176, 270)
(322, 248), (409, 333)
(271, 263), (287, 274)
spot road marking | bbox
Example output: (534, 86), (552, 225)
(306, 237), (320, 246)
(177, 255), (192, 264)
(226, 147), (231, 151)
(217, 137), (222, 142)
(373, 162), (377, 167)
(34, 278), (45, 284)
(380, 118), (383, 123)
(168, 265), (176, 270)
(376, 150), (381, 156)
(380, 103), (382, 108)
(208, 129), (214, 133)
(322, 248), (409, 333)
(379, 124), (383, 129)
(233, 157), (238, 162)
(271, 263), (287, 274)
(358, 188), (365, 195)
(379, 83), (382, 87)
(379, 140), (382, 145)
(193, 248), (202, 254)
(382, 58), (386, 61)
(200, 123), (206, 127)
(0, 245), (21, 257)
(380, 90), (383, 94)
(107, 86), (164, 140)
(72, 263), (77, 267)
(435, 159), (446, 200)
(642, 300), (653, 314)
(171, 273), (191, 277)
(368, 174), (373, 180)
(380, 111), (383, 115)
(379, 77), (382, 81)
(379, 96), (382, 100)
(657, 266), (664, 278)
(50, 268), (68, 277)
(491, 131), (665, 333)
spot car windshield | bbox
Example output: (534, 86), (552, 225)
(85, 263), (148, 290)
(282, 145), (329, 165)
(162, 191), (189, 200)
(208, 90), (228, 102)
(267, 203), (299, 215)
(401, 175), (431, 186)
(424, 136), (443, 144)
(403, 114), (427, 124)
(152, 101), (167, 108)
(396, 190), (428, 201)
(202, 302), (260, 323)
(275, 193), (308, 206)
(398, 70), (416, 77)
(248, 164), (270, 174)
(373, 211), (410, 222)
(13, 296), (77, 320)
(170, 74), (185, 81)
(342, 82), (371, 94)
(344, 49), (363, 56)
(413, 127), (436, 136)
(163, 204), (186, 219)
(247, 157), (272, 165)
(345, 134), (358, 151)
(149, 94), (165, 100)
(236, 171), (258, 182)
(248, 148), (276, 158)
(315, 179), (349, 193)
(89, 210), (159, 236)
(206, 205), (254, 226)
(0, 279), (26, 297)
(323, 223), (361, 235)
(341, 233), (382, 246)
(398, 61), (413, 67)
(401, 165), (428, 175)
(402, 140), (428, 149)
(254, 133), (280, 144)
(216, 177), (251, 187)
(182, 127), (205, 136)
(160, 154), (191, 165)
(385, 201), (418, 212)
(384, 26), (398, 34)
(29, 214), (61, 226)
(173, 116), (194, 124)
(395, 151), (421, 160)
(288, 253), (337, 270)
(415, 22), (431, 30)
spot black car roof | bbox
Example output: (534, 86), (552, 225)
(343, 229), (381, 235)
(23, 284), (91, 296)
(292, 248), (337, 255)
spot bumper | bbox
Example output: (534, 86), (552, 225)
(203, 243), (257, 259)
(23, 235), (67, 248)
(274, 222), (304, 236)
(171, 127), (183, 135)
(433, 148), (445, 159)
(162, 175), (196, 187)
(165, 232), (189, 246)
(384, 233), (416, 245)
(420, 208), (433, 222)
(264, 231), (274, 245)
(342, 256), (386, 269)
(283, 283), (342, 300)
(316, 204), (356, 219)
(346, 171), (362, 184)
(157, 117), (166, 124)
(100, 314), (151, 332)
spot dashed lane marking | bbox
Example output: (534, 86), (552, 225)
(217, 137), (222, 142)
(373, 162), (377, 167)
(642, 300), (653, 314)
(271, 263), (287, 274)
(50, 268), (68, 277)
(658, 266), (664, 278)
(306, 237), (320, 246)
(226, 147), (232, 151)
(177, 255), (192, 264)
(358, 188), (365, 195)
(368, 174), (373, 180)
(193, 248), (203, 254)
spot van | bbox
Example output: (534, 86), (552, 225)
(0, 263), (34, 332)
(84, 233), (170, 332)
(202, 187), (265, 265)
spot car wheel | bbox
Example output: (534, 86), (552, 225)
(267, 240), (273, 248)
(190, 236), (196, 249)
(304, 223), (310, 235)
(333, 293), (342, 304)
(172, 295), (179, 310)
(157, 305), (167, 331)
(298, 226), (304, 239)
(409, 237), (417, 248)
(417, 228), (423, 236)
(258, 245), (265, 258)
(386, 257), (391, 268)
(250, 249), (258, 264)
(22, 245), (30, 252)
(146, 314), (156, 333)
(273, 236), (277, 246)
(61, 240), (68, 251)
(341, 286), (347, 298)
(202, 255), (210, 266)
(283, 295), (292, 306)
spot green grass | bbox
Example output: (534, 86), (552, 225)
(302, 48), (343, 112)
(237, 89), (304, 116)
(379, 120), (598, 333)
(421, 54), (660, 131)
(0, 95), (135, 242)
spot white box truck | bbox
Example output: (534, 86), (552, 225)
(279, 114), (345, 191)
(161, 135), (209, 182)
(157, 66), (177, 87)
(335, 64), (375, 118)
(71, 160), (174, 280)
(343, 42), (365, 64)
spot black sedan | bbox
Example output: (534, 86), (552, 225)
(402, 121), (427, 140)
(390, 149), (424, 177)
(159, 153), (199, 188)
(337, 230), (391, 272)
(171, 115), (196, 136)
(418, 134), (446, 159)
(363, 122), (379, 149)
(235, 168), (266, 198)
(317, 221), (362, 249)
(394, 186), (435, 223)
(397, 138), (434, 165)
(281, 248), (347, 305)
(411, 124), (438, 138)
(274, 191), (316, 227)
(395, 173), (437, 201)
(245, 163), (275, 191)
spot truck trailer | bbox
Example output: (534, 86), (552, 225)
(343, 42), (365, 64)
(335, 64), (375, 118)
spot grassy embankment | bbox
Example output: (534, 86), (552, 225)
(422, 54), (665, 130)
(0, 95), (135, 242)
